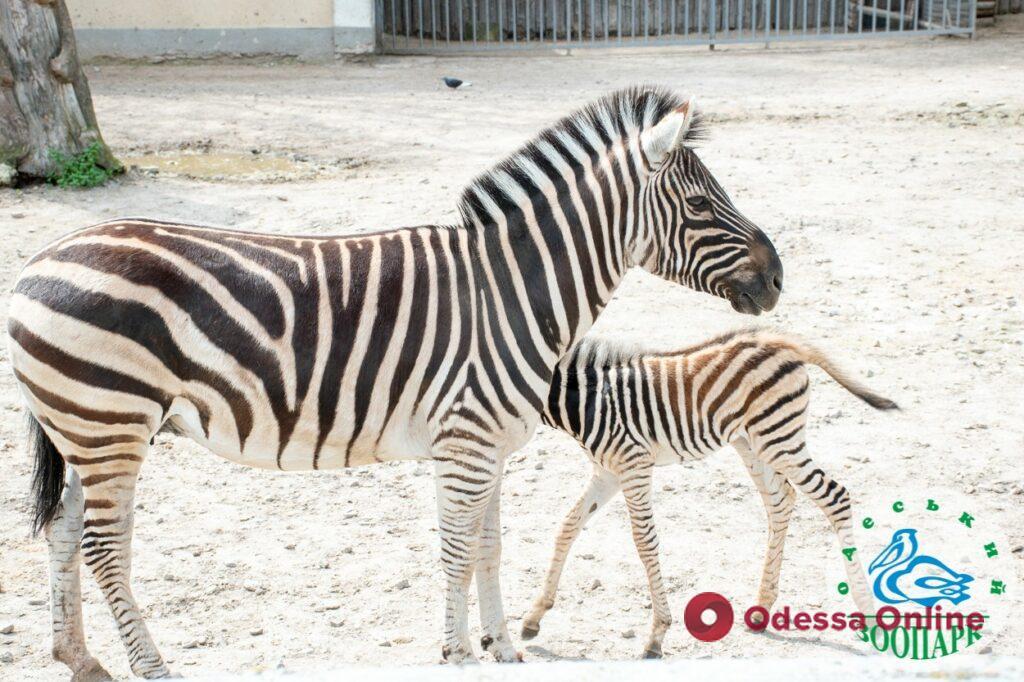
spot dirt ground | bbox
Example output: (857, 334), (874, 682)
(1, 17), (1023, 680)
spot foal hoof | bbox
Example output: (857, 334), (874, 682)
(520, 622), (540, 640)
(642, 645), (663, 659)
(71, 660), (114, 682)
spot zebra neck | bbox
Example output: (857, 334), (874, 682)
(460, 150), (644, 363)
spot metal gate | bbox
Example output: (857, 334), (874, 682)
(376, 0), (975, 51)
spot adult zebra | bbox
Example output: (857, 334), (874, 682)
(9, 87), (782, 679)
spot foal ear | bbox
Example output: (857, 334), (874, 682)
(640, 97), (697, 166)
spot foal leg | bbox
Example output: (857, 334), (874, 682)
(757, 437), (874, 615)
(474, 467), (521, 662)
(77, 447), (170, 678)
(619, 465), (672, 659)
(47, 467), (112, 682)
(434, 450), (503, 664)
(734, 438), (796, 621)
(521, 466), (619, 639)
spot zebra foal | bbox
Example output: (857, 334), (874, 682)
(522, 329), (896, 657)
(10, 87), (784, 678)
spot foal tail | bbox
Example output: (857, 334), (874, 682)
(786, 339), (899, 411)
(28, 415), (65, 535)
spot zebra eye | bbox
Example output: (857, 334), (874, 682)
(686, 196), (711, 211)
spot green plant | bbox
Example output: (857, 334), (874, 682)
(47, 142), (119, 188)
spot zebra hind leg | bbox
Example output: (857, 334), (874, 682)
(474, 473), (522, 662)
(77, 445), (171, 679)
(734, 437), (796, 627)
(757, 439), (875, 616)
(521, 467), (619, 640)
(46, 467), (113, 682)
(619, 466), (672, 659)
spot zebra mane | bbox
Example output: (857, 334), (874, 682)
(457, 86), (708, 226)
(567, 327), (767, 369)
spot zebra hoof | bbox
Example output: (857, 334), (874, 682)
(520, 622), (540, 640)
(642, 646), (662, 659)
(70, 660), (114, 682)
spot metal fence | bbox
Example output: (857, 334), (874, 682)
(376, 0), (975, 51)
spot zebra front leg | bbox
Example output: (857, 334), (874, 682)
(759, 440), (875, 616)
(434, 451), (503, 664)
(77, 449), (171, 679)
(46, 467), (112, 682)
(734, 438), (796, 625)
(521, 466), (619, 640)
(474, 472), (522, 662)
(619, 465), (671, 659)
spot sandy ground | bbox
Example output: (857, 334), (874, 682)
(1, 18), (1023, 681)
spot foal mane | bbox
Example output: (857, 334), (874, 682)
(457, 86), (708, 226)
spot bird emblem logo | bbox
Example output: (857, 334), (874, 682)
(868, 528), (975, 608)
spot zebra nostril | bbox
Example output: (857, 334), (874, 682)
(772, 275), (782, 293)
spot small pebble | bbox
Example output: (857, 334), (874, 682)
(0, 652), (13, 663)
(250, 627), (263, 637)
(0, 624), (14, 635)
(395, 579), (410, 590)
(621, 628), (636, 639)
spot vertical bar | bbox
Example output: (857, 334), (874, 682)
(418, 0), (424, 44)
(591, 0), (596, 39)
(498, 0), (502, 42)
(659, 0), (664, 36)
(815, 0), (821, 31)
(789, 0), (795, 34)
(404, 0), (411, 46)
(926, 0), (931, 32)
(391, 0), (398, 47)
(432, 0), (438, 45)
(567, 0), (572, 41)
(671, 0), (677, 35)
(458, 0), (464, 41)
(777, 0), (782, 35)
(472, 0), (478, 42)
(645, 0), (650, 38)
(552, 0), (557, 42)
(724, 0), (729, 36)
(710, 0), (716, 43)
(698, 0), (703, 35)
(526, 0), (531, 41)
(513, 0), (518, 43)
(578, 0), (583, 41)
(829, 0), (835, 32)
(802, 0), (807, 32)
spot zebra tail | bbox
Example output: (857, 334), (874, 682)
(787, 339), (899, 412)
(28, 415), (65, 535)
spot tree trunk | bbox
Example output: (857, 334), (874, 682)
(0, 0), (119, 183)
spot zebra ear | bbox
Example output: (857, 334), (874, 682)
(641, 97), (696, 166)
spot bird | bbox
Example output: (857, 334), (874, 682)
(442, 77), (471, 90)
(868, 528), (975, 608)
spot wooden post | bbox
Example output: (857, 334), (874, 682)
(0, 0), (119, 183)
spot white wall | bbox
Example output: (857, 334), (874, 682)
(68, 0), (376, 58)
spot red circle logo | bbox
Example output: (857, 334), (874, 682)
(683, 592), (735, 642)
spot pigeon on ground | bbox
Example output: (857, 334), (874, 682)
(442, 77), (471, 89)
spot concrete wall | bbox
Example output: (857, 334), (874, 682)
(69, 0), (376, 59)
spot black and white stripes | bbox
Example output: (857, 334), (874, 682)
(11, 87), (783, 677)
(523, 329), (896, 657)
